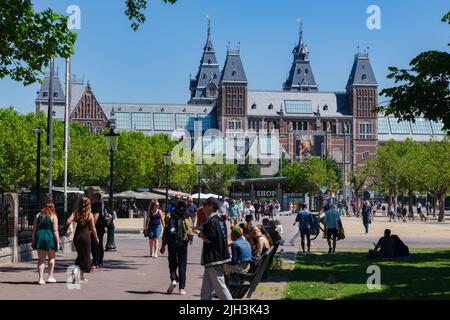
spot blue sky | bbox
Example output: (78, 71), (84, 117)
(0, 0), (448, 114)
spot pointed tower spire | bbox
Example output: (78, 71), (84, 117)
(297, 18), (304, 48)
(188, 16), (221, 105)
(283, 21), (318, 92)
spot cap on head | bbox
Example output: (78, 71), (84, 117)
(232, 227), (243, 237)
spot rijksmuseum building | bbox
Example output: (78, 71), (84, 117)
(35, 23), (446, 201)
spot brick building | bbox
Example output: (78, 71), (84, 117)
(35, 21), (446, 179)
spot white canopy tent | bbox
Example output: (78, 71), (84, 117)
(190, 192), (212, 200)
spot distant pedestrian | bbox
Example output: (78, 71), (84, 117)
(274, 200), (281, 219)
(418, 202), (427, 222)
(268, 201), (275, 220)
(144, 200), (164, 258)
(220, 197), (229, 222)
(199, 197), (233, 300)
(32, 200), (60, 285)
(243, 201), (255, 224)
(253, 199), (261, 222)
(160, 200), (194, 295)
(186, 197), (198, 223)
(292, 204), (314, 254)
(381, 205), (386, 216)
(66, 197), (99, 284)
(90, 192), (105, 270)
(324, 204), (342, 254)
(361, 200), (372, 234)
(228, 200), (239, 227)
(167, 195), (181, 214)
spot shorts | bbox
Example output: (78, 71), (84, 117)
(299, 228), (311, 236)
(327, 228), (338, 238)
(147, 224), (162, 239)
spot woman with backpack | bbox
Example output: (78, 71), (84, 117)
(31, 200), (60, 285)
(160, 200), (193, 295)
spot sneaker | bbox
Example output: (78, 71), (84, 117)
(328, 248), (332, 254)
(153, 253), (158, 258)
(79, 278), (88, 284)
(38, 279), (45, 285)
(47, 276), (57, 283)
(167, 281), (177, 294)
(179, 289), (186, 295)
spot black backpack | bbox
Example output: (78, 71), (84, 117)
(166, 216), (185, 246)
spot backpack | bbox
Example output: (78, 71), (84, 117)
(166, 216), (185, 246)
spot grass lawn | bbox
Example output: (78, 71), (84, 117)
(285, 249), (450, 300)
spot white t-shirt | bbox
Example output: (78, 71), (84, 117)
(220, 201), (229, 216)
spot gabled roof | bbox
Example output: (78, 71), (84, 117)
(35, 74), (66, 104)
(220, 50), (247, 83)
(346, 52), (377, 88)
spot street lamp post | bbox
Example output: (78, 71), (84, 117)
(196, 163), (203, 205)
(33, 128), (45, 203)
(164, 151), (171, 212)
(105, 111), (119, 252)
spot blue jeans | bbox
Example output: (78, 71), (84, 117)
(363, 221), (370, 233)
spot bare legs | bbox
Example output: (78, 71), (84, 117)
(37, 250), (56, 283)
(37, 250), (46, 282)
(47, 250), (55, 279)
(149, 238), (159, 257)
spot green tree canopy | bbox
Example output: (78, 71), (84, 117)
(378, 11), (450, 132)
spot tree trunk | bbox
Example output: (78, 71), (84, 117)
(433, 197), (438, 218)
(408, 190), (413, 214)
(387, 191), (393, 213)
(438, 194), (445, 222)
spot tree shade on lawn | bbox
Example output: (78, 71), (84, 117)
(285, 249), (450, 300)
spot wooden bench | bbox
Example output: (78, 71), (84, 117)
(228, 241), (281, 299)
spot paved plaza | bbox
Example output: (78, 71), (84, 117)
(1, 215), (449, 300)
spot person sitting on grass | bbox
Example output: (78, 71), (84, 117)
(369, 229), (395, 259)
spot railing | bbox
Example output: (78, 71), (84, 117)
(0, 193), (10, 248)
(17, 192), (67, 245)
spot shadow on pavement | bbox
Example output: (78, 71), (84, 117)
(126, 290), (169, 295)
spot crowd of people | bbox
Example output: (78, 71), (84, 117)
(152, 196), (282, 299)
(30, 193), (415, 298)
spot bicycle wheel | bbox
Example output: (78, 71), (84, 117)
(310, 225), (320, 241)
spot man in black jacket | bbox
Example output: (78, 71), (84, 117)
(199, 197), (233, 300)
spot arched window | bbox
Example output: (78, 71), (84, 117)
(232, 71), (237, 76)
(96, 127), (103, 135)
(362, 73), (367, 80)
(305, 69), (309, 74)
(297, 69), (301, 74)
(202, 73), (207, 79)
(213, 74), (218, 79)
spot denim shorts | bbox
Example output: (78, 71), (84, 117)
(147, 224), (162, 239)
